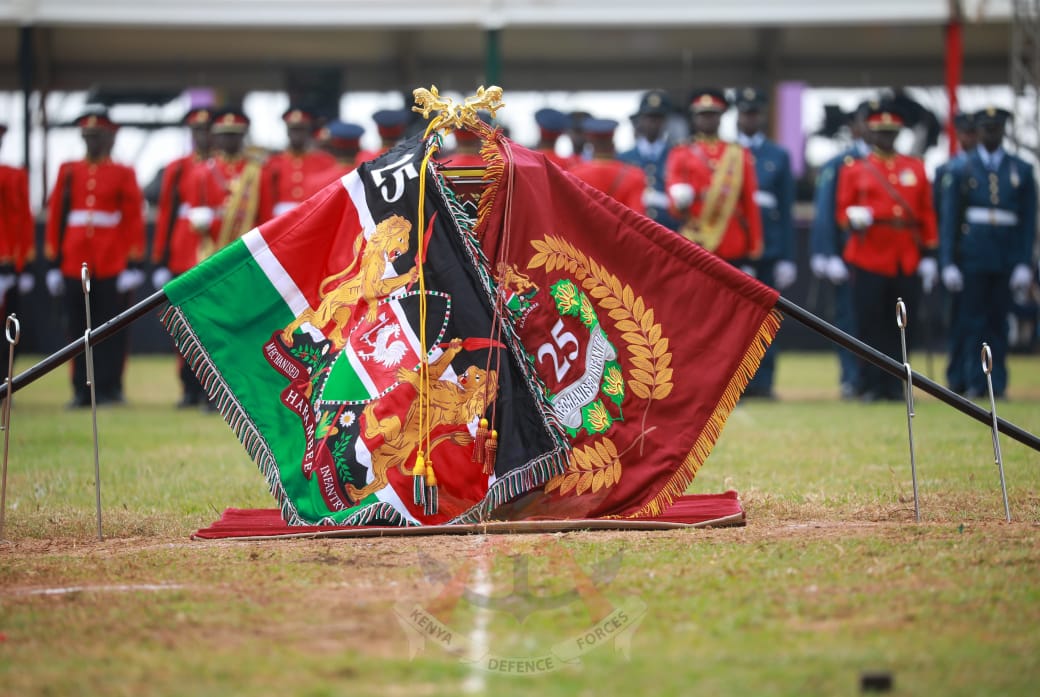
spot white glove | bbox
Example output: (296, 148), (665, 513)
(825, 256), (849, 285)
(151, 266), (173, 289)
(917, 257), (938, 294)
(809, 254), (828, 279)
(18, 272), (34, 295)
(845, 205), (874, 230)
(188, 206), (215, 232)
(739, 264), (757, 278)
(641, 188), (672, 209)
(942, 265), (964, 293)
(46, 268), (65, 297)
(668, 183), (695, 211)
(116, 268), (145, 293)
(774, 260), (797, 290)
(1010, 263), (1033, 294)
(0, 274), (15, 299)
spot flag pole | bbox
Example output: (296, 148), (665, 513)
(775, 295), (1040, 453)
(2, 284), (1038, 453)
(0, 289), (168, 400)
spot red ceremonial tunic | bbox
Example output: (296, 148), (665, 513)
(0, 164), (34, 272)
(836, 151), (937, 276)
(260, 149), (336, 222)
(665, 138), (763, 261)
(569, 157), (647, 214)
(45, 158), (144, 278)
(152, 153), (214, 273)
(184, 154), (273, 246)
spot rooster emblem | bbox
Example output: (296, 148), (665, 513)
(357, 313), (408, 368)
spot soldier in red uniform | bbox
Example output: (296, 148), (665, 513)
(45, 110), (146, 407)
(533, 107), (574, 170)
(665, 88), (762, 268)
(357, 109), (409, 165)
(188, 109), (270, 256)
(0, 122), (36, 384)
(260, 107), (334, 222)
(569, 118), (646, 214)
(150, 106), (215, 407)
(152, 107), (213, 287)
(835, 99), (938, 401)
(306, 121), (366, 194)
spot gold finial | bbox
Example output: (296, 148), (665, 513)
(412, 84), (505, 133)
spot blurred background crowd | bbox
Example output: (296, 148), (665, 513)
(0, 0), (1038, 408)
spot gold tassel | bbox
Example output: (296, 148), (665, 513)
(412, 451), (427, 506)
(483, 429), (499, 474)
(472, 417), (489, 463)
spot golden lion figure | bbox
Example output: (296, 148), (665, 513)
(347, 338), (499, 502)
(281, 214), (419, 349)
(495, 262), (537, 296)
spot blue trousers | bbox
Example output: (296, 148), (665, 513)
(833, 281), (860, 390)
(951, 270), (1011, 397)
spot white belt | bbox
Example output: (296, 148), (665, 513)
(273, 201), (299, 217)
(177, 204), (220, 219)
(965, 207), (1018, 226)
(67, 209), (122, 227)
(753, 191), (777, 209)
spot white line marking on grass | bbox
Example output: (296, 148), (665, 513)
(12, 583), (186, 596)
(462, 543), (491, 694)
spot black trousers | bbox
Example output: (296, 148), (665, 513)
(851, 266), (918, 400)
(63, 276), (129, 402)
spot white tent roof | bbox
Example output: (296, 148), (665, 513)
(0, 0), (1013, 27)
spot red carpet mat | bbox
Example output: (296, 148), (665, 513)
(193, 491), (744, 540)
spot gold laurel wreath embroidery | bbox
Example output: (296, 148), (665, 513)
(529, 235), (674, 496)
(544, 439), (622, 496)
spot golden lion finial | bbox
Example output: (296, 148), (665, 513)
(412, 84), (505, 134)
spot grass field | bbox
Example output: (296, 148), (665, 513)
(1, 351), (1038, 696)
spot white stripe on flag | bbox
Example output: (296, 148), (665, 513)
(344, 341), (380, 398)
(342, 170), (376, 237)
(354, 435), (420, 525)
(243, 227), (309, 317)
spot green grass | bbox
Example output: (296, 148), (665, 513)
(1, 352), (1039, 696)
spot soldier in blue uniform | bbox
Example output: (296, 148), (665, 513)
(939, 106), (1037, 398)
(734, 87), (796, 398)
(934, 112), (977, 393)
(809, 101), (872, 399)
(617, 89), (680, 231)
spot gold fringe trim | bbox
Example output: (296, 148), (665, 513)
(474, 133), (504, 234)
(628, 307), (783, 518)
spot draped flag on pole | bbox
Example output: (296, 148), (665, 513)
(162, 120), (780, 527)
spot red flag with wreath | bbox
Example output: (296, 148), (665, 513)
(472, 138), (781, 520)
